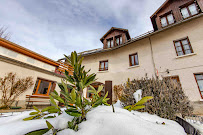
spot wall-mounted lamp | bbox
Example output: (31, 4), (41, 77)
(166, 69), (170, 74)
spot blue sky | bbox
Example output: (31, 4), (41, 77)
(0, 0), (166, 60)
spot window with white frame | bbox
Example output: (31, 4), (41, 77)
(116, 35), (122, 45)
(174, 37), (193, 56)
(160, 13), (175, 27)
(195, 74), (203, 98)
(129, 53), (139, 66)
(107, 38), (113, 48)
(180, 3), (199, 19)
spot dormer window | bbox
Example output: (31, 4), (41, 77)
(180, 3), (199, 19)
(160, 12), (175, 27)
(116, 35), (122, 46)
(107, 38), (113, 48)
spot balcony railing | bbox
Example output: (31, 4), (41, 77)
(55, 61), (73, 75)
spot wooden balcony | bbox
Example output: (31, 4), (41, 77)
(55, 61), (73, 76)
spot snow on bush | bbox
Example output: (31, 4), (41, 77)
(58, 106), (186, 135)
(0, 110), (72, 135)
(0, 106), (186, 135)
(133, 89), (142, 102)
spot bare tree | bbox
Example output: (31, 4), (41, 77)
(0, 72), (34, 109)
(0, 26), (11, 40)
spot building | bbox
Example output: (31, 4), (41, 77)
(0, 38), (72, 108)
(62, 0), (203, 113)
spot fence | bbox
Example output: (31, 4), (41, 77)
(176, 116), (202, 135)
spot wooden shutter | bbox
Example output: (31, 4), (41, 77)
(105, 81), (112, 104)
(50, 82), (56, 93)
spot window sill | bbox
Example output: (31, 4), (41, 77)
(175, 53), (196, 59)
(128, 65), (140, 69)
(98, 70), (109, 73)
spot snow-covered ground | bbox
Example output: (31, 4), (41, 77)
(0, 105), (187, 135)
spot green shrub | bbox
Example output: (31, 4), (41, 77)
(24, 51), (109, 134)
(117, 77), (193, 120)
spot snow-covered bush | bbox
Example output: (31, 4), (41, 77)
(116, 77), (193, 120)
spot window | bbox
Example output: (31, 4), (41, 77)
(194, 74), (203, 98)
(174, 37), (193, 56)
(164, 76), (181, 86)
(33, 78), (56, 96)
(160, 13), (175, 27)
(129, 53), (139, 66)
(180, 3), (199, 19)
(99, 60), (108, 71)
(116, 35), (122, 45)
(107, 38), (113, 48)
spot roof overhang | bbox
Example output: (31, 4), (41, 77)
(0, 38), (59, 67)
(150, 0), (170, 18)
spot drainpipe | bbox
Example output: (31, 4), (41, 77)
(148, 37), (157, 78)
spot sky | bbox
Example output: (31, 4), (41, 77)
(0, 0), (166, 60)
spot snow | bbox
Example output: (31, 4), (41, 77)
(0, 111), (72, 135)
(58, 106), (186, 135)
(113, 100), (122, 108)
(0, 106), (187, 135)
(133, 89), (142, 102)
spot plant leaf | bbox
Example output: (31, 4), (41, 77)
(135, 96), (153, 106)
(71, 88), (76, 103)
(46, 120), (53, 130)
(23, 116), (36, 121)
(65, 110), (82, 117)
(49, 95), (57, 107)
(97, 85), (103, 95)
(41, 106), (56, 112)
(48, 109), (59, 113)
(33, 106), (40, 112)
(25, 128), (49, 135)
(29, 112), (39, 115)
(132, 105), (145, 110)
(44, 116), (56, 119)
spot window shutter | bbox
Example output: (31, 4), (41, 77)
(105, 81), (112, 104)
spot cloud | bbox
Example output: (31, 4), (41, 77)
(0, 0), (166, 60)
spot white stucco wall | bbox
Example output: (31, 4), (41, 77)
(151, 16), (203, 101)
(0, 60), (62, 108)
(82, 16), (203, 102)
(0, 46), (55, 72)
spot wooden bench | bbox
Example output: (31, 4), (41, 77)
(26, 95), (51, 109)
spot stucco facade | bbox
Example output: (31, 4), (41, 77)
(0, 59), (62, 108)
(81, 14), (203, 113)
(0, 39), (64, 108)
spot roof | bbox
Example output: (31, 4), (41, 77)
(150, 0), (170, 18)
(100, 27), (131, 43)
(0, 38), (59, 67)
(73, 13), (203, 58)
